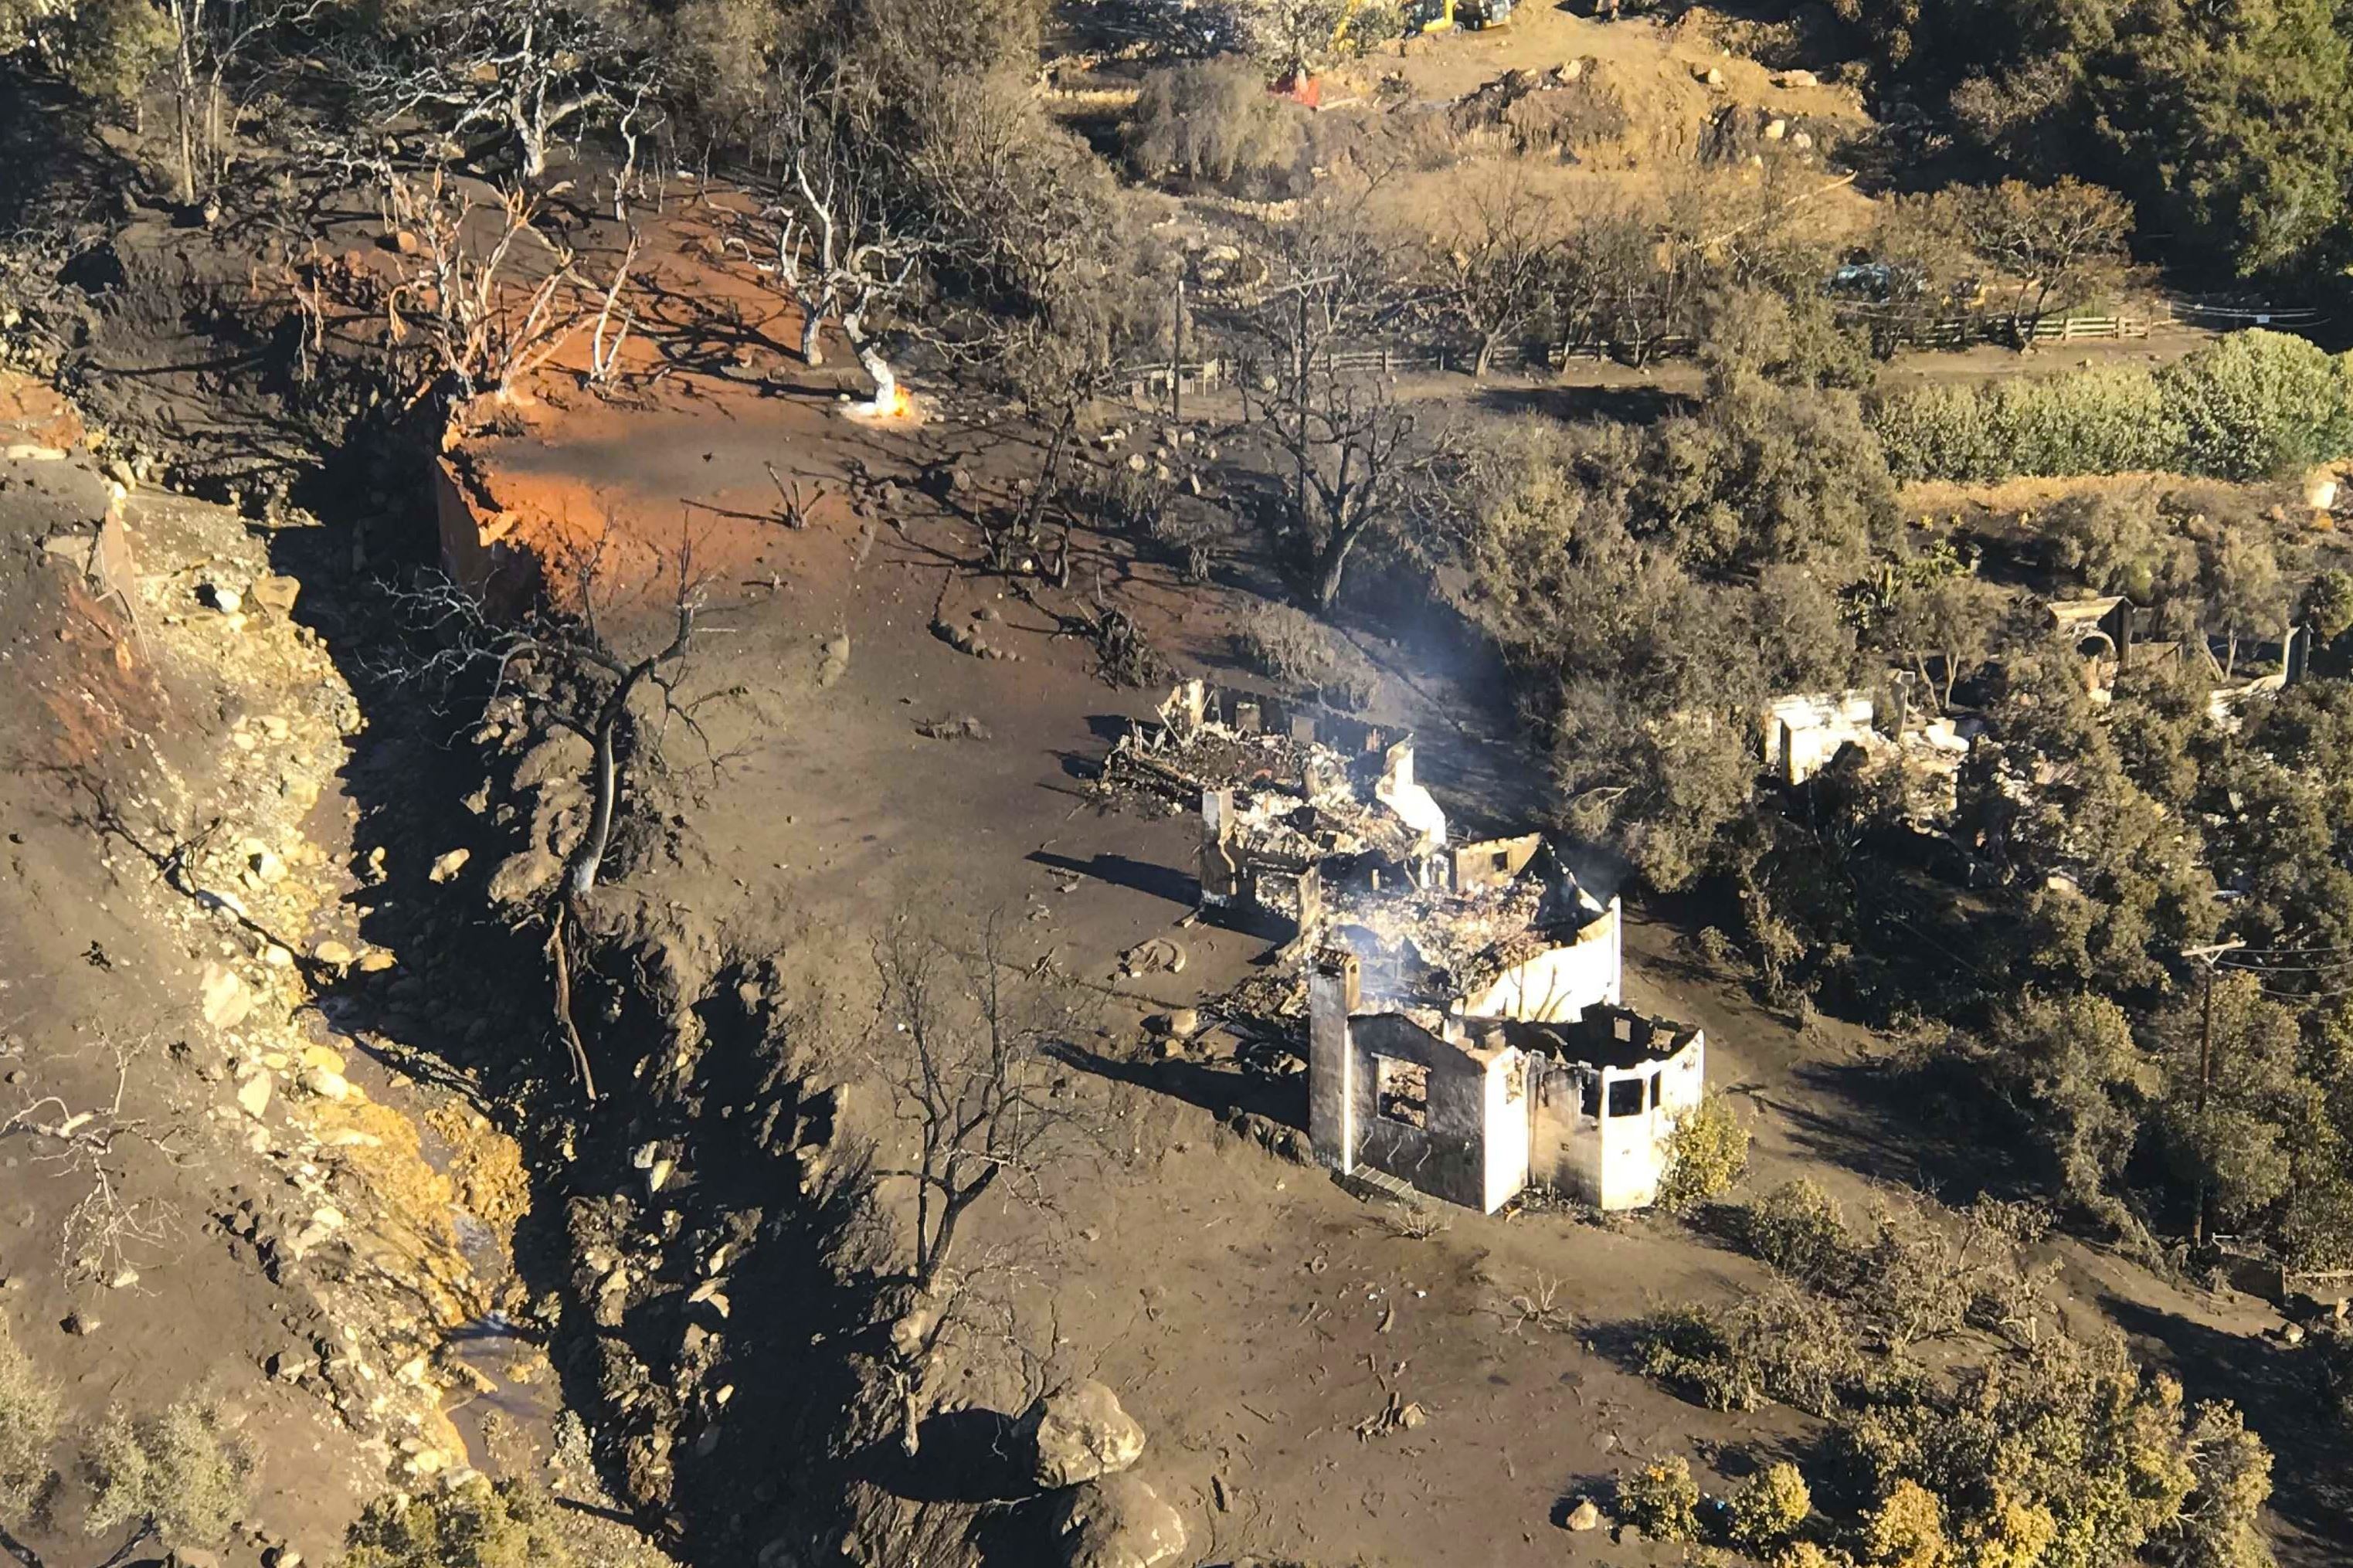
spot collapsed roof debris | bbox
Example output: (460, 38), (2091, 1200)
(1097, 680), (1626, 1036)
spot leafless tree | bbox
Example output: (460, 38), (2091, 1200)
(396, 525), (738, 904)
(1240, 191), (1445, 610)
(1425, 168), (1561, 378)
(389, 527), (745, 1099)
(730, 80), (921, 414)
(379, 169), (636, 406)
(1555, 202), (1694, 366)
(0, 1033), (185, 1291)
(1251, 362), (1436, 613)
(857, 919), (1106, 1456)
(587, 227), (640, 385)
(864, 919), (1095, 1297)
(1957, 177), (2133, 346)
(154, 0), (333, 210)
(356, 0), (660, 182)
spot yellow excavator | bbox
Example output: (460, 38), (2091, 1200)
(1336, 0), (1515, 57)
(1339, 0), (1513, 45)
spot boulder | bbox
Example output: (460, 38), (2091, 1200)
(1054, 1473), (1186, 1568)
(250, 574), (300, 616)
(428, 847), (471, 883)
(488, 847), (562, 905)
(514, 731), (594, 791)
(1565, 1498), (1603, 1531)
(1026, 1379), (1147, 1489)
(200, 964), (252, 1030)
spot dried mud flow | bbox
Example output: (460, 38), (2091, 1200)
(3, 36), (2343, 1558)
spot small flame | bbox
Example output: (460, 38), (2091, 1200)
(844, 384), (920, 423)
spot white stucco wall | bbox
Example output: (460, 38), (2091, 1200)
(1528, 1030), (1706, 1210)
(1481, 1055), (1531, 1213)
(1458, 898), (1623, 1023)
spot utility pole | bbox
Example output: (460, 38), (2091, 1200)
(1171, 272), (1185, 426)
(2182, 939), (2246, 1249)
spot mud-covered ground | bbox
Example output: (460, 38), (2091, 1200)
(0, 40), (2340, 1563)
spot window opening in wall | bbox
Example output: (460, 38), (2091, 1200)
(1580, 1071), (1601, 1119)
(1375, 1056), (1428, 1128)
(1651, 1074), (1663, 1110)
(1607, 1077), (1645, 1118)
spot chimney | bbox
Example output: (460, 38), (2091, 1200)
(1308, 949), (1361, 1174)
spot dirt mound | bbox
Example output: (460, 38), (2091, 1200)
(1448, 62), (1630, 154)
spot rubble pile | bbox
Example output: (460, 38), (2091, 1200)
(1325, 877), (1562, 1003)
(1448, 61), (1627, 154)
(1096, 679), (1426, 863)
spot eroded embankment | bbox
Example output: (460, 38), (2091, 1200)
(0, 372), (576, 1560)
(7, 235), (990, 1559)
(368, 609), (916, 1566)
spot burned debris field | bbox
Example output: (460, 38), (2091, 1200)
(8, 2), (2353, 1567)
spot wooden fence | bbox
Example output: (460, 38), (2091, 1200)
(2161, 299), (2322, 329)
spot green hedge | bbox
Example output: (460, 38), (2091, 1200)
(1872, 330), (2353, 484)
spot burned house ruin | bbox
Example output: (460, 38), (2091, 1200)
(1309, 951), (1705, 1213)
(1104, 680), (1703, 1213)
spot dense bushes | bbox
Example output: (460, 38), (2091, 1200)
(1871, 368), (2178, 483)
(1630, 1194), (2276, 1568)
(1616, 1454), (1702, 1543)
(1451, 390), (1883, 888)
(339, 1477), (586, 1568)
(1653, 1095), (1750, 1214)
(2166, 329), (2353, 480)
(80, 1398), (253, 1549)
(1826, 0), (2353, 286)
(0, 1324), (54, 1520)
(1873, 331), (2353, 483)
(1126, 60), (1306, 191)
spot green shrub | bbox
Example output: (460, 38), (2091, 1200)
(1655, 1095), (1750, 1214)
(1741, 1178), (1859, 1288)
(1640, 1288), (1871, 1418)
(1872, 329), (2353, 484)
(2158, 330), (2353, 480)
(1638, 1302), (1764, 1412)
(1738, 1286), (1871, 1417)
(1824, 1333), (2206, 1568)
(0, 1324), (59, 1519)
(1864, 1479), (1948, 1568)
(1618, 1454), (1702, 1543)
(82, 1399), (252, 1548)
(338, 1477), (582, 1568)
(1727, 1462), (1813, 1555)
(1871, 368), (2178, 483)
